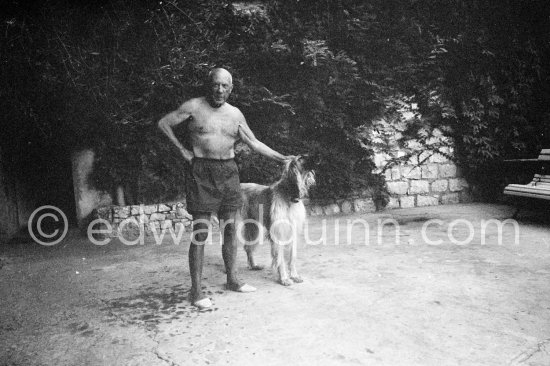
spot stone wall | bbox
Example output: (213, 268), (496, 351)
(92, 198), (378, 239)
(380, 152), (471, 209)
(93, 202), (193, 240)
(371, 118), (471, 209)
(91, 157), (470, 240)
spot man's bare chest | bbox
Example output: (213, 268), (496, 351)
(188, 115), (239, 137)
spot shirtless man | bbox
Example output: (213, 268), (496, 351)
(158, 68), (289, 310)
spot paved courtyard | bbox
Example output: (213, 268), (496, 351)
(1, 203), (550, 366)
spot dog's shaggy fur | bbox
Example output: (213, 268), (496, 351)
(236, 156), (315, 285)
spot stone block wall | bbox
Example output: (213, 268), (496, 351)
(91, 156), (471, 240)
(305, 149), (471, 214)
(92, 197), (381, 239)
(93, 202), (193, 239)
(92, 174), (469, 239)
(371, 119), (472, 209)
(382, 154), (471, 209)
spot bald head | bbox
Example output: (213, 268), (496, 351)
(208, 68), (233, 85)
(208, 68), (233, 107)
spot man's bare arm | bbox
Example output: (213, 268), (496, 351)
(158, 101), (194, 163)
(238, 120), (288, 162)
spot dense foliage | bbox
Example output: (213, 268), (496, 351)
(404, 0), (550, 199)
(2, 0), (549, 204)
(277, 0), (550, 199)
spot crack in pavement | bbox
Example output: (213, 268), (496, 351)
(509, 338), (550, 365)
(151, 333), (182, 366)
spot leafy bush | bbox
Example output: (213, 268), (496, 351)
(3, 0), (548, 205)
(282, 0), (550, 200)
(400, 0), (550, 199)
(1, 0), (389, 204)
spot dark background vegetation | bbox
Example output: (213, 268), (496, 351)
(2, 0), (549, 206)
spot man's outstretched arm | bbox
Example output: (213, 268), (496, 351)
(158, 101), (194, 163)
(238, 120), (290, 163)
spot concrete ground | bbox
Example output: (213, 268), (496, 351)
(1, 203), (550, 366)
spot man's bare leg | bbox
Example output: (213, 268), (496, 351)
(219, 208), (256, 292)
(189, 212), (211, 306)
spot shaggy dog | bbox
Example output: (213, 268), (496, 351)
(236, 156), (315, 285)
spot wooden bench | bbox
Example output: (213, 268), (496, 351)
(503, 149), (550, 217)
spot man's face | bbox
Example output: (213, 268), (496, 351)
(209, 72), (233, 107)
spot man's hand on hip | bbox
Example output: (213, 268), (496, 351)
(179, 147), (194, 163)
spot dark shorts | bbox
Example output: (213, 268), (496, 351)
(186, 157), (243, 214)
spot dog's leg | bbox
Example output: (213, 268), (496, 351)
(269, 225), (291, 286)
(272, 242), (291, 286)
(244, 243), (263, 270)
(242, 221), (264, 270)
(289, 235), (303, 283)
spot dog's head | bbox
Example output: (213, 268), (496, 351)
(281, 155), (316, 203)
